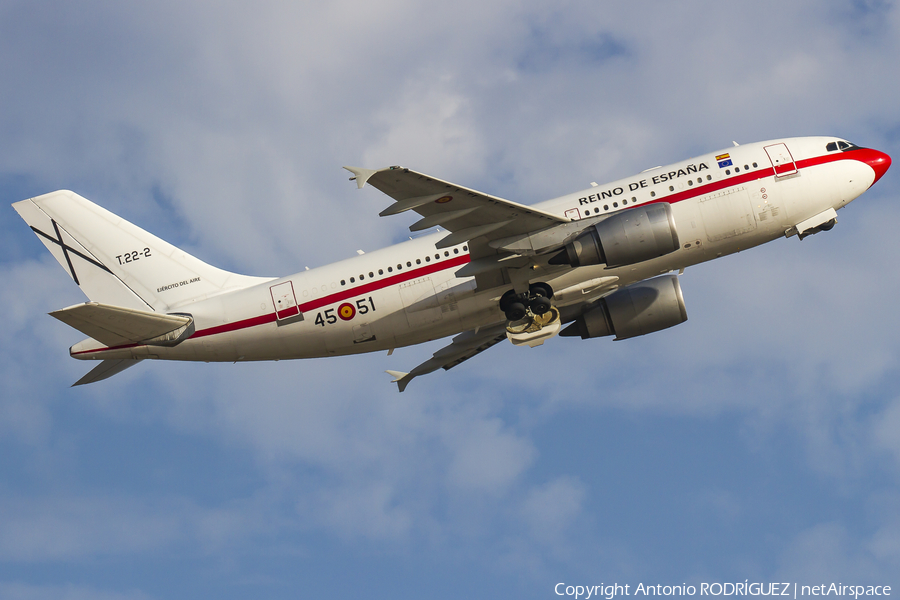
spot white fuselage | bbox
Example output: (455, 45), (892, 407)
(71, 136), (882, 364)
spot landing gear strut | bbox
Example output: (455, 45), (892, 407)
(499, 283), (562, 347)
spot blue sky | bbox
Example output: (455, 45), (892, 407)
(2, 1), (900, 598)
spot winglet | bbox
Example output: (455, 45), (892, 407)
(385, 370), (413, 393)
(343, 166), (379, 189)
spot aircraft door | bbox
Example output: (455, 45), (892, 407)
(270, 281), (303, 324)
(765, 143), (798, 178)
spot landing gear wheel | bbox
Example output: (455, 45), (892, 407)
(505, 301), (527, 322)
(529, 296), (552, 315)
(529, 282), (554, 299)
(820, 219), (836, 231)
(498, 289), (519, 313)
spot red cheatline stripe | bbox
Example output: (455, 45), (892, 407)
(71, 148), (873, 356)
(71, 342), (141, 357)
(189, 253), (472, 340)
(641, 149), (860, 209)
(72, 253), (472, 354)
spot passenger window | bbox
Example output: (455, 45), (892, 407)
(378, 269), (383, 275)
(387, 267), (392, 272)
(623, 199), (628, 205)
(369, 272), (374, 277)
(707, 175), (712, 180)
(688, 180), (693, 186)
(668, 186), (674, 191)
(650, 192), (656, 197)
(752, 162), (758, 168)
(744, 165), (749, 170)
(453, 249), (459, 254)
(341, 280), (346, 286)
(425, 256), (431, 262)
(350, 277), (355, 283)
(613, 202), (618, 208)
(416, 259), (421, 264)
(604, 204), (609, 210)
(725, 169), (731, 175)
(359, 274), (364, 280)
(407, 261), (411, 267)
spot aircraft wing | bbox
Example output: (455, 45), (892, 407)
(344, 166), (568, 249)
(386, 322), (509, 392)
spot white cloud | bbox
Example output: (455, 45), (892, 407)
(3, 0), (900, 595)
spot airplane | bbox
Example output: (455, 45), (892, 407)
(12, 136), (891, 391)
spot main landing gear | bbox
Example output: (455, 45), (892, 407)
(499, 283), (562, 347)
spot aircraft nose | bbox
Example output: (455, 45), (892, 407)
(860, 148), (891, 186)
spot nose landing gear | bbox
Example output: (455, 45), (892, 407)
(499, 283), (562, 347)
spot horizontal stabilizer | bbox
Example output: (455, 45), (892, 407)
(50, 302), (193, 347)
(73, 359), (143, 386)
(385, 370), (412, 393)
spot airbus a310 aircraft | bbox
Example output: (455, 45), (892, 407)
(13, 137), (891, 390)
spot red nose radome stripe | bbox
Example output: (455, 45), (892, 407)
(851, 148), (891, 186)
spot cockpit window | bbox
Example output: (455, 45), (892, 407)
(826, 140), (860, 152)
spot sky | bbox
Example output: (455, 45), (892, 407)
(2, 0), (900, 598)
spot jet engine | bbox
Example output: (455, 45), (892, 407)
(560, 274), (687, 340)
(549, 203), (679, 269)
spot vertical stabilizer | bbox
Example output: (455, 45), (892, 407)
(13, 191), (271, 312)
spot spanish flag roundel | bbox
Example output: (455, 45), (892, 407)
(338, 303), (356, 321)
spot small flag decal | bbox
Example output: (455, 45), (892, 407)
(716, 153), (733, 168)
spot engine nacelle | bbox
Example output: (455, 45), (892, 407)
(560, 275), (688, 340)
(549, 203), (679, 269)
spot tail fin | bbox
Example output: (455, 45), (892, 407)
(13, 190), (270, 312)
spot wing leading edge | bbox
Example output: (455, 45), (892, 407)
(344, 166), (568, 247)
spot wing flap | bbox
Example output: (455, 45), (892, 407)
(50, 302), (192, 347)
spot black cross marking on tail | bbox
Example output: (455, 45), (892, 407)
(30, 220), (112, 286)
